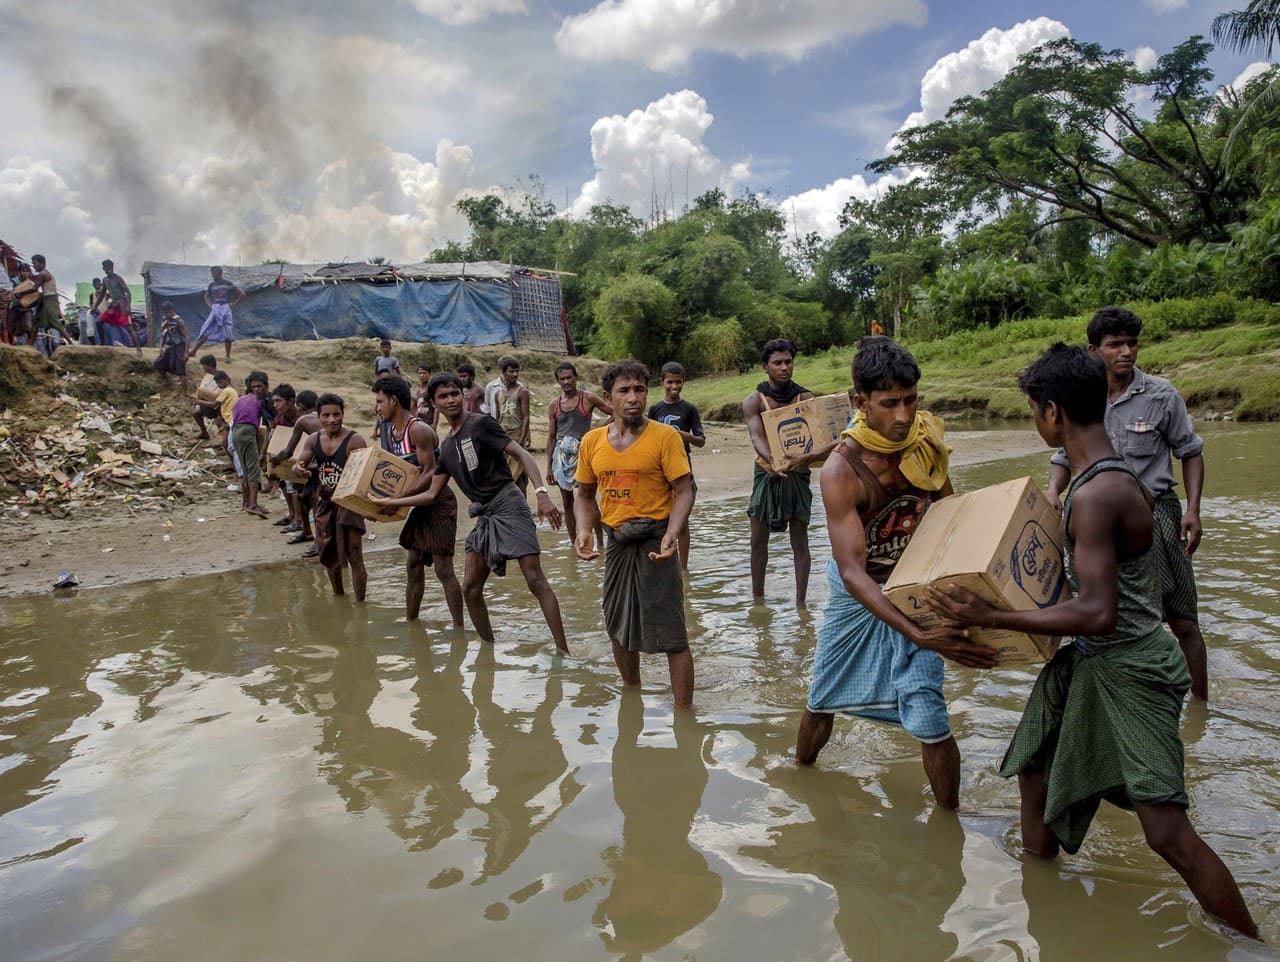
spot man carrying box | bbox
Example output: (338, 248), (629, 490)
(370, 373), (569, 654)
(743, 339), (832, 606)
(1047, 306), (1209, 700)
(795, 337), (994, 810)
(574, 360), (695, 707)
(295, 393), (369, 601)
(372, 376), (464, 627)
(928, 344), (1257, 939)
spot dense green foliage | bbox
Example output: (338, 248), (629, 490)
(426, 8), (1280, 376)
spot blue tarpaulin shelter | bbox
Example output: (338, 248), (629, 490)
(140, 260), (570, 352)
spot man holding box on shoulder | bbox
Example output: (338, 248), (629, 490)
(294, 393), (368, 601)
(744, 338), (832, 606)
(927, 344), (1257, 939)
(795, 337), (994, 810)
(372, 376), (464, 627)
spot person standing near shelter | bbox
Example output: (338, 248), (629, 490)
(546, 361), (613, 550)
(494, 357), (532, 494)
(1046, 307), (1209, 701)
(795, 337), (994, 809)
(100, 259), (143, 355)
(294, 393), (368, 600)
(373, 376), (464, 627)
(369, 372), (569, 654)
(743, 339), (831, 606)
(229, 379), (270, 519)
(189, 266), (244, 363)
(458, 363), (484, 413)
(29, 255), (70, 357)
(153, 301), (188, 393)
(648, 361), (705, 570)
(574, 360), (695, 707)
(374, 339), (402, 380)
(928, 343), (1257, 938)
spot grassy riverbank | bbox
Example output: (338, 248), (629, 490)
(683, 298), (1280, 423)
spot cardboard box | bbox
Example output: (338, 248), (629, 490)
(330, 446), (419, 522)
(884, 476), (1070, 667)
(758, 392), (852, 471)
(265, 426), (296, 481)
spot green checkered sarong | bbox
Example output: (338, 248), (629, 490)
(746, 464), (812, 531)
(1153, 492), (1199, 623)
(999, 626), (1191, 854)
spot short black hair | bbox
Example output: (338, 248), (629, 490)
(246, 370), (269, 389)
(760, 338), (797, 365)
(213, 370), (231, 384)
(456, 362), (476, 377)
(853, 335), (919, 395)
(297, 390), (318, 411)
(373, 374), (412, 411)
(380, 338), (392, 346)
(161, 300), (175, 312)
(499, 355), (520, 372)
(272, 383), (296, 402)
(199, 354), (217, 368)
(555, 361), (578, 377)
(602, 359), (650, 393)
(31, 254), (45, 266)
(1086, 306), (1143, 346)
(428, 371), (463, 400)
(316, 392), (345, 412)
(417, 363), (431, 373)
(1018, 343), (1107, 425)
(660, 361), (687, 379)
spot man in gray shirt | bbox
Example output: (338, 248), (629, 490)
(1047, 306), (1208, 699)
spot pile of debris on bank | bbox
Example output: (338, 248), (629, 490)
(0, 393), (231, 519)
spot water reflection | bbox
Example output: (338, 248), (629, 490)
(593, 694), (721, 956)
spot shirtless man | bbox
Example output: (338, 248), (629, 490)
(457, 363), (484, 414)
(493, 357), (531, 495)
(30, 255), (70, 356)
(100, 259), (142, 355)
(294, 394), (368, 600)
(928, 343), (1258, 938)
(743, 339), (832, 605)
(795, 337), (993, 809)
(546, 361), (612, 549)
(373, 375), (464, 626)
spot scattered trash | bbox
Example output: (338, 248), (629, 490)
(138, 439), (163, 456)
(162, 534), (172, 543)
(365, 533), (377, 541)
(225, 483), (239, 492)
(101, 547), (114, 553)
(196, 517), (207, 523)
(51, 571), (79, 590)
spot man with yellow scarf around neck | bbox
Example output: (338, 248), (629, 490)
(796, 337), (994, 810)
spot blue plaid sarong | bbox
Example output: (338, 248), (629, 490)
(806, 559), (951, 743)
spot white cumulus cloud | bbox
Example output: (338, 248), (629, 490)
(1231, 61), (1275, 92)
(571, 90), (751, 219)
(555, 0), (927, 71)
(778, 170), (914, 241)
(1132, 45), (1158, 72)
(408, 0), (528, 26)
(897, 17), (1071, 135)
(0, 156), (109, 272)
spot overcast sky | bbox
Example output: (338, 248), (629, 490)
(0, 0), (1267, 286)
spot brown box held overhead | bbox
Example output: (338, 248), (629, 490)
(265, 426), (296, 481)
(757, 392), (852, 471)
(884, 476), (1069, 667)
(330, 446), (419, 522)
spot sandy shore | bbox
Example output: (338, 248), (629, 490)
(3, 422), (1044, 598)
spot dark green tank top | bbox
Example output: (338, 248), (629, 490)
(1062, 458), (1163, 648)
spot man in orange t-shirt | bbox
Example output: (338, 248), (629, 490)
(575, 359), (694, 707)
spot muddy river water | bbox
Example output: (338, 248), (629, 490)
(1, 423), (1278, 961)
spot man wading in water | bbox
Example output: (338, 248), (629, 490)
(574, 360), (695, 707)
(795, 337), (994, 809)
(295, 393), (368, 601)
(546, 361), (612, 551)
(743, 339), (832, 605)
(370, 373), (569, 653)
(372, 376), (464, 627)
(1047, 307), (1210, 700)
(929, 344), (1258, 939)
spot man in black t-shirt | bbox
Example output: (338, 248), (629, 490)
(647, 361), (705, 569)
(371, 372), (569, 654)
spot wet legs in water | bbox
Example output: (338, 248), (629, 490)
(1169, 616), (1208, 701)
(749, 516), (810, 605)
(462, 551), (568, 652)
(406, 548), (464, 627)
(610, 639), (694, 708)
(1017, 772), (1257, 939)
(325, 527), (367, 601)
(796, 709), (959, 810)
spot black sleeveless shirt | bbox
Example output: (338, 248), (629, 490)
(314, 430), (355, 500)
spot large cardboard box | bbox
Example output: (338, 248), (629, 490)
(265, 426), (296, 481)
(330, 446), (419, 522)
(884, 476), (1069, 667)
(758, 392), (852, 471)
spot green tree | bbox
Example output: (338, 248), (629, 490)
(592, 274), (681, 368)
